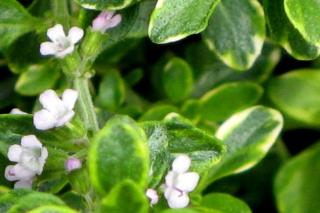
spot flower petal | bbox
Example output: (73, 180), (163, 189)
(172, 155), (191, 173)
(11, 164), (35, 180)
(14, 179), (33, 189)
(33, 109), (57, 130)
(38, 147), (48, 174)
(55, 110), (74, 127)
(166, 189), (190, 209)
(107, 14), (122, 29)
(7, 145), (22, 162)
(55, 45), (74, 58)
(21, 135), (42, 149)
(47, 24), (65, 42)
(175, 172), (199, 192)
(39, 89), (65, 116)
(62, 89), (78, 110)
(5, 165), (19, 181)
(68, 27), (84, 44)
(165, 171), (175, 188)
(40, 42), (58, 55)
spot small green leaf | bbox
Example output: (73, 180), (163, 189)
(61, 192), (88, 211)
(15, 63), (60, 96)
(0, 0), (39, 52)
(148, 0), (220, 44)
(274, 143), (320, 213)
(97, 70), (126, 111)
(162, 57), (193, 102)
(199, 82), (263, 122)
(267, 69), (320, 127)
(139, 104), (178, 121)
(97, 180), (148, 213)
(5, 191), (65, 213)
(73, 0), (140, 10)
(201, 193), (252, 213)
(89, 115), (149, 195)
(284, 0), (320, 46)
(206, 106), (283, 185)
(263, 0), (320, 60)
(203, 0), (265, 70)
(27, 205), (77, 213)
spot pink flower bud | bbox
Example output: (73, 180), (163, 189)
(92, 11), (122, 33)
(65, 157), (82, 172)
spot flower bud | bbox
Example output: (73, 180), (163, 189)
(65, 157), (82, 172)
(92, 11), (122, 33)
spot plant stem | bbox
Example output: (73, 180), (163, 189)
(74, 78), (99, 132)
(51, 0), (70, 28)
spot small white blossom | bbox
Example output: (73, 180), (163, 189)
(5, 135), (48, 189)
(65, 157), (82, 172)
(146, 188), (159, 206)
(33, 89), (78, 130)
(40, 24), (84, 58)
(164, 155), (199, 209)
(10, 108), (27, 115)
(92, 11), (122, 33)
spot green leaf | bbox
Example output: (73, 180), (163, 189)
(15, 63), (60, 96)
(97, 70), (126, 111)
(0, 0), (39, 52)
(61, 192), (88, 211)
(4, 191), (65, 213)
(201, 193), (252, 213)
(140, 122), (170, 187)
(199, 82), (263, 122)
(148, 0), (220, 44)
(203, 0), (265, 71)
(73, 0), (140, 10)
(284, 0), (320, 46)
(161, 209), (201, 213)
(0, 189), (32, 212)
(97, 180), (148, 213)
(267, 69), (320, 127)
(162, 57), (193, 102)
(206, 106), (283, 185)
(274, 143), (320, 213)
(139, 104), (178, 121)
(263, 0), (320, 60)
(26, 205), (77, 213)
(89, 115), (149, 195)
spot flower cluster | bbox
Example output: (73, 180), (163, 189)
(5, 135), (48, 189)
(146, 155), (200, 209)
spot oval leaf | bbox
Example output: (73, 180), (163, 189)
(89, 115), (149, 195)
(199, 82), (263, 122)
(206, 106), (283, 185)
(274, 143), (320, 213)
(284, 0), (320, 46)
(148, 0), (220, 44)
(203, 0), (266, 70)
(263, 0), (320, 60)
(267, 69), (320, 127)
(162, 57), (193, 102)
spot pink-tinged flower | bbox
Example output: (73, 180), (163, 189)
(65, 157), (82, 172)
(146, 188), (159, 206)
(40, 24), (84, 58)
(164, 155), (200, 208)
(5, 135), (48, 189)
(92, 11), (122, 33)
(33, 89), (78, 130)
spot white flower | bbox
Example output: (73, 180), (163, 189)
(92, 11), (122, 33)
(33, 89), (78, 130)
(164, 155), (200, 209)
(10, 108), (27, 115)
(40, 24), (84, 58)
(146, 188), (159, 206)
(5, 135), (48, 189)
(65, 157), (82, 172)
